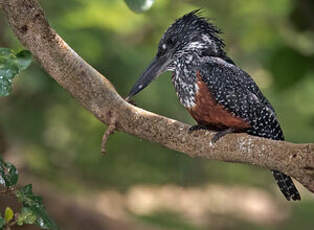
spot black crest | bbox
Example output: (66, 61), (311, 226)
(157, 10), (225, 57)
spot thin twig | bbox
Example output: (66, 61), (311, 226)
(101, 112), (117, 154)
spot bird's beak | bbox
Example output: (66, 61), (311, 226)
(127, 55), (171, 100)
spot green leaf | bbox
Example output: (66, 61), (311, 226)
(4, 207), (14, 223)
(15, 50), (32, 71)
(0, 48), (32, 96)
(17, 206), (58, 230)
(0, 48), (12, 57)
(0, 157), (19, 187)
(16, 185), (59, 230)
(4, 163), (18, 187)
(124, 0), (155, 13)
(0, 216), (5, 229)
(17, 207), (37, 226)
(31, 206), (58, 230)
(0, 62), (19, 96)
(0, 158), (5, 186)
(16, 185), (43, 208)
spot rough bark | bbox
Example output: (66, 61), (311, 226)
(1, 0), (314, 193)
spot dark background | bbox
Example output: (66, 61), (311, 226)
(1, 0), (314, 229)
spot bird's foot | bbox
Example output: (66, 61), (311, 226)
(189, 125), (235, 145)
(188, 124), (209, 133)
(211, 128), (235, 144)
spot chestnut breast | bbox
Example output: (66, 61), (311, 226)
(188, 72), (250, 130)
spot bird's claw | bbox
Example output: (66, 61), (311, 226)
(188, 124), (209, 133)
(211, 128), (235, 144)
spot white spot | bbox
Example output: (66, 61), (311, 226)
(187, 41), (204, 50)
(185, 55), (193, 64)
(38, 218), (45, 227)
(201, 34), (212, 44)
(0, 176), (5, 185)
(250, 93), (259, 103)
(140, 0), (155, 11)
(162, 43), (167, 50)
(138, 84), (143, 89)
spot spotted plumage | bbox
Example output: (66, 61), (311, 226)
(127, 10), (301, 201)
(187, 71), (251, 130)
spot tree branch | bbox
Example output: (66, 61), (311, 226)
(1, 0), (314, 193)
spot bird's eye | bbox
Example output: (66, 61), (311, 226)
(167, 38), (176, 47)
(157, 38), (176, 57)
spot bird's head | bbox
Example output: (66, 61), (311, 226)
(127, 10), (225, 99)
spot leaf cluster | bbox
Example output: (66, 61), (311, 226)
(0, 48), (32, 96)
(0, 157), (58, 230)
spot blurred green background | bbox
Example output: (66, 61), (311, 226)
(1, 0), (314, 229)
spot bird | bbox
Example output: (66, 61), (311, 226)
(126, 10), (301, 201)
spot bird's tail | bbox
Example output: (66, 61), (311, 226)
(272, 170), (301, 201)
